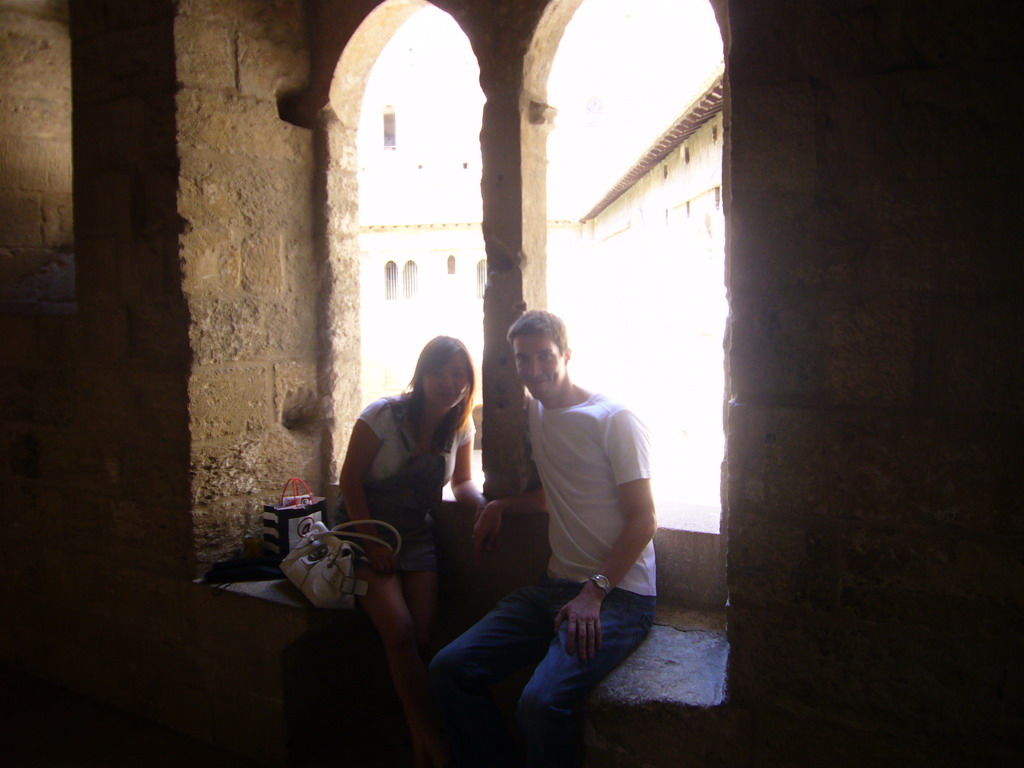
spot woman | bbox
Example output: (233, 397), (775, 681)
(337, 336), (486, 768)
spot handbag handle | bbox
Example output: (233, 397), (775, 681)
(281, 477), (314, 508)
(313, 519), (403, 557)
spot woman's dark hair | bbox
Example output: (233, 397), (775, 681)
(403, 336), (475, 451)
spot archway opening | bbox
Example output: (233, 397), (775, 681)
(545, 0), (725, 531)
(354, 3), (485, 418)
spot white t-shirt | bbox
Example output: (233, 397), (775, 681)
(359, 397), (475, 485)
(528, 392), (657, 596)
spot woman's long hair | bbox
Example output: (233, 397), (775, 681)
(403, 336), (476, 451)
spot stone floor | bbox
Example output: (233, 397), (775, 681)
(2, 664), (414, 767)
(3, 664), (259, 767)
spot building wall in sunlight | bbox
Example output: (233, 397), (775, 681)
(550, 114), (726, 515)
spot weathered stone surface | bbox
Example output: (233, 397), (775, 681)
(0, 247), (74, 314)
(0, 93), (69, 140)
(0, 8), (70, 96)
(178, 151), (312, 234)
(191, 496), (263, 564)
(177, 88), (312, 163)
(190, 428), (319, 507)
(728, 403), (1019, 533)
(592, 626), (728, 709)
(177, 0), (304, 43)
(928, 296), (1024, 417)
(127, 300), (191, 369)
(727, 605), (1016, 745)
(189, 364), (271, 442)
(72, 171), (133, 238)
(40, 192), (73, 245)
(189, 295), (316, 365)
(240, 231), (286, 294)
(173, 14), (234, 90)
(71, 98), (147, 171)
(0, 135), (69, 193)
(653, 528), (726, 609)
(180, 225), (242, 295)
(72, 25), (176, 105)
(237, 34), (307, 98)
(0, 190), (43, 245)
(1, 2), (1021, 767)
(272, 361), (319, 432)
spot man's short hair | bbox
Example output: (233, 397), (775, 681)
(507, 310), (569, 353)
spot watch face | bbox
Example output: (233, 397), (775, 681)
(591, 574), (610, 590)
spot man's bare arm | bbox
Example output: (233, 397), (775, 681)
(472, 484), (547, 562)
(592, 478), (658, 589)
(556, 477), (657, 660)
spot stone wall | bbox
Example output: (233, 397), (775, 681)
(175, 0), (318, 567)
(0, 0), (73, 313)
(0, 0), (1020, 765)
(724, 0), (1023, 762)
(1, 0), (195, 718)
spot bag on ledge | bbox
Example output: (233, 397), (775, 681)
(262, 477), (325, 557)
(280, 520), (402, 609)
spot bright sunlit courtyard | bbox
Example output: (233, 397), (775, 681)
(355, 0), (725, 530)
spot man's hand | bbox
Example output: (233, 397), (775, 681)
(554, 582), (605, 660)
(472, 501), (503, 562)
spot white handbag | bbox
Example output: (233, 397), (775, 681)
(280, 520), (402, 609)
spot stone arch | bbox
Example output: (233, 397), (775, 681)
(532, 0), (729, 528)
(523, 0), (731, 522)
(313, 0), (731, 502)
(317, 0), (477, 484)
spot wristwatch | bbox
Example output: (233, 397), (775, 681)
(588, 574), (611, 593)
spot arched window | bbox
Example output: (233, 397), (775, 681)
(383, 105), (396, 149)
(476, 259), (486, 299)
(447, 255), (456, 274)
(384, 260), (398, 300)
(402, 260), (418, 299)
(545, 0), (725, 530)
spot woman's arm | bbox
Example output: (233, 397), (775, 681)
(338, 419), (396, 572)
(450, 439), (487, 510)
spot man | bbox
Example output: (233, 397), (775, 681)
(429, 310), (658, 768)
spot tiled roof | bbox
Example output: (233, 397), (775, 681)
(581, 74), (724, 223)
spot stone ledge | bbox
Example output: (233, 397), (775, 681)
(190, 578), (382, 766)
(194, 576), (365, 635)
(585, 612), (730, 767)
(591, 623), (728, 710)
(207, 576), (311, 608)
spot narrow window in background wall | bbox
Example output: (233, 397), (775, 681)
(403, 260), (418, 299)
(476, 259), (486, 299)
(353, 4), (485, 418)
(385, 260), (398, 300)
(383, 105), (396, 149)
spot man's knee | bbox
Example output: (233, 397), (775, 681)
(428, 641), (459, 686)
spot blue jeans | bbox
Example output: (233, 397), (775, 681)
(429, 578), (656, 768)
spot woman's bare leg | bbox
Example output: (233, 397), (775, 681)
(358, 568), (450, 768)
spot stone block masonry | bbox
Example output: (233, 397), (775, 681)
(175, 0), (317, 568)
(0, 1), (1020, 767)
(0, 3), (73, 314)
